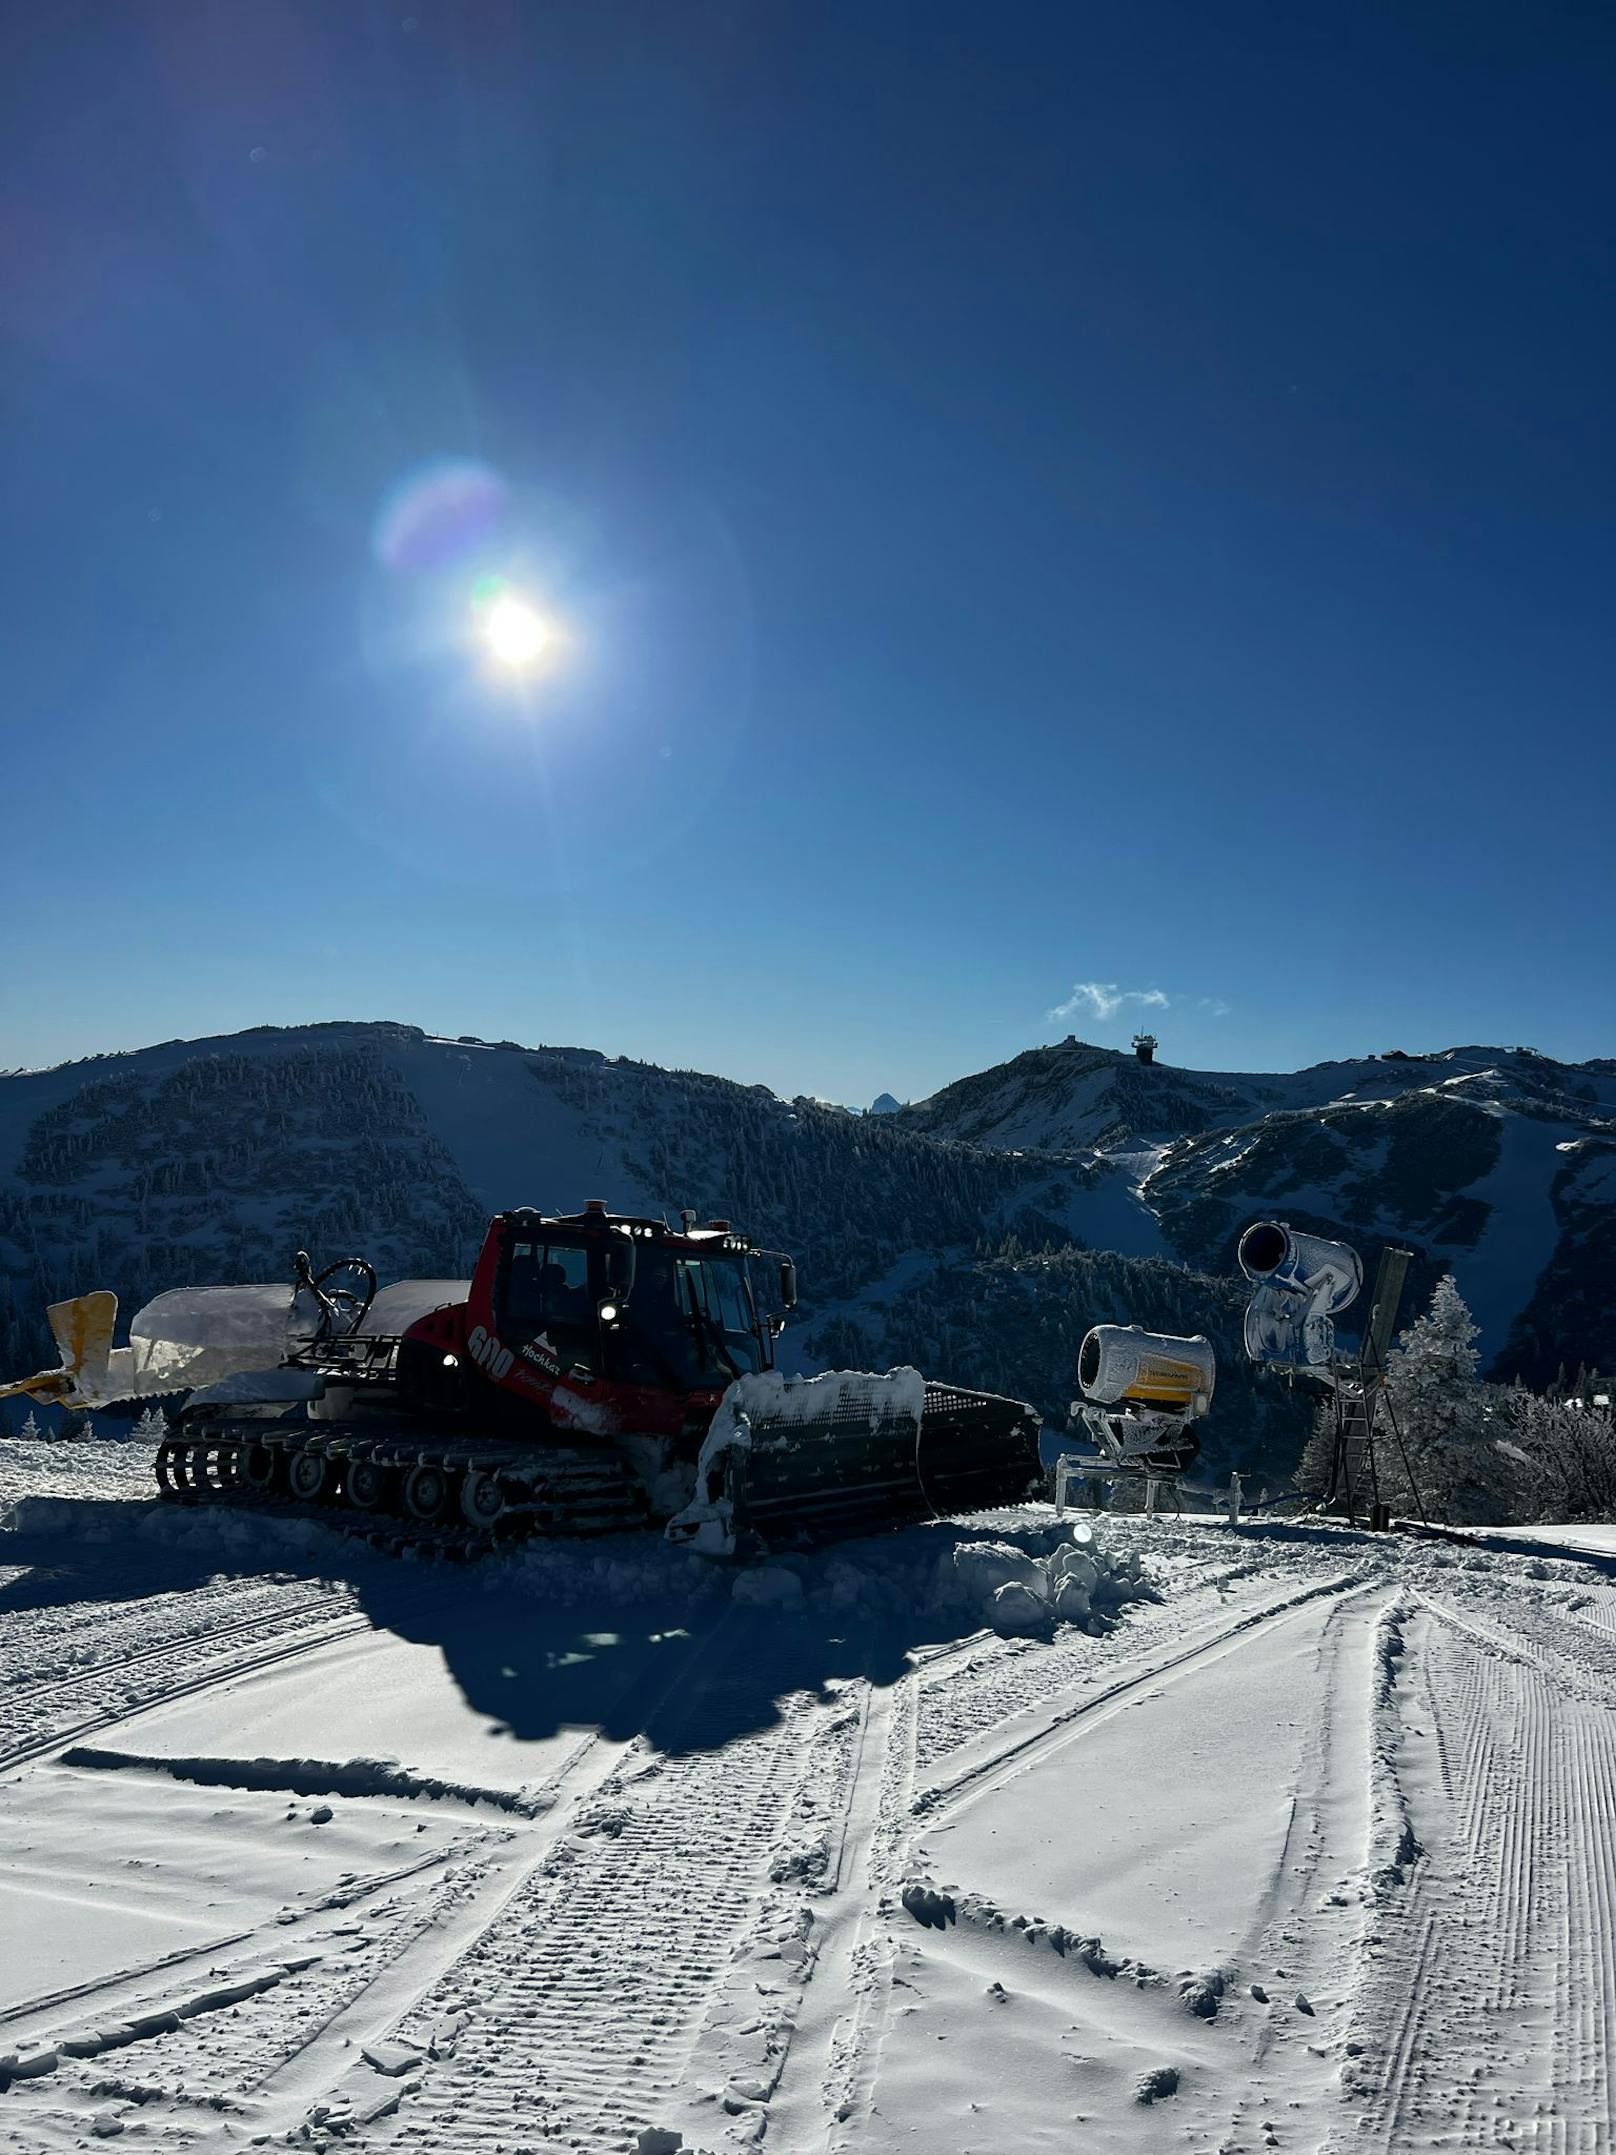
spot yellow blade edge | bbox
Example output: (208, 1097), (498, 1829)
(0, 1367), (73, 1404)
(0, 1291), (121, 1405)
(47, 1291), (118, 1386)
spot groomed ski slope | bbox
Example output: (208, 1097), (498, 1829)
(3, 1443), (1614, 2152)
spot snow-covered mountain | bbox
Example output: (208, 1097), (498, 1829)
(0, 1022), (1059, 1330)
(2, 1023), (1609, 1467)
(901, 1038), (1616, 1384)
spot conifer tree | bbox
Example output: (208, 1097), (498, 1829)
(1388, 1274), (1488, 1514)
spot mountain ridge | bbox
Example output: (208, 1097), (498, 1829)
(1, 1024), (1610, 1467)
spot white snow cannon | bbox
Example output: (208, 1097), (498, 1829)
(1238, 1221), (1363, 1372)
(1069, 1324), (1215, 1476)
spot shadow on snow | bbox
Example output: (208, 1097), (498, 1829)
(0, 1501), (1068, 1758)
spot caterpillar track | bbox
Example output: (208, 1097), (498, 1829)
(155, 1419), (650, 1555)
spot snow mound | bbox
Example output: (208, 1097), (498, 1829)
(727, 1513), (1156, 1638)
(934, 1529), (1126, 1634)
(732, 1565), (805, 1609)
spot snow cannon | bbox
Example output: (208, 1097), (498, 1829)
(1066, 1324), (1215, 1478)
(1077, 1326), (1215, 1417)
(1238, 1221), (1362, 1372)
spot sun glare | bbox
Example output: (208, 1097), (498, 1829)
(481, 593), (551, 670)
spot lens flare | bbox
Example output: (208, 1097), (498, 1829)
(373, 459), (507, 574)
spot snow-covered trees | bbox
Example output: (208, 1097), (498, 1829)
(18, 1407), (43, 1443)
(1500, 1390), (1616, 1522)
(130, 1404), (168, 1443)
(1386, 1275), (1497, 1518)
(1293, 1395), (1339, 1500)
(1390, 1274), (1480, 1426)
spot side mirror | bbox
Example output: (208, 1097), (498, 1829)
(778, 1259), (798, 1312)
(605, 1238), (636, 1298)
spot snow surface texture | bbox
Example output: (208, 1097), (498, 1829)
(5, 1441), (1616, 2151)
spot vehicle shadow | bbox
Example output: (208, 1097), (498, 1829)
(0, 1502), (1012, 1758)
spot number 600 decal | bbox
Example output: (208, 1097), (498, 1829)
(466, 1324), (515, 1382)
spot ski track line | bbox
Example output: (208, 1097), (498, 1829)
(776, 1666), (917, 2153)
(737, 1647), (950, 2155)
(915, 1566), (1365, 1823)
(1335, 1588), (1616, 2154)
(0, 1833), (486, 2041)
(1215, 1586), (1386, 2155)
(0, 1604), (375, 1773)
(0, 1738), (616, 2149)
(909, 1550), (1291, 1775)
(2, 1585), (357, 1704)
(222, 1735), (622, 2129)
(1423, 1579), (1616, 1703)
(1352, 1613), (1503, 2152)
(772, 1567), (1373, 2155)
(365, 1694), (837, 2153)
(0, 1831), (481, 2056)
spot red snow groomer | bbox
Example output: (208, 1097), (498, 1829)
(7, 1205), (1040, 1555)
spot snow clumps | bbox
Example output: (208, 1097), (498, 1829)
(943, 1527), (1133, 1635)
(734, 1514), (1156, 1638)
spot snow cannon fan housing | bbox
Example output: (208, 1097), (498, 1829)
(1238, 1220), (1363, 1372)
(1077, 1325), (1215, 1417)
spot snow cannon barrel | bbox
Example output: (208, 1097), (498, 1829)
(1236, 1222), (1362, 1313)
(1077, 1326), (1215, 1415)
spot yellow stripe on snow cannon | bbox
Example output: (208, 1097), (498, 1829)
(1077, 1325), (1216, 1416)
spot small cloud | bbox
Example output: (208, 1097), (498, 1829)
(1048, 982), (1170, 1026)
(1198, 996), (1231, 1018)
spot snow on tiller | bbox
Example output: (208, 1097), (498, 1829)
(668, 1369), (1043, 1557)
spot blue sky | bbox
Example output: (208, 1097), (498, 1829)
(2, 3), (1611, 1104)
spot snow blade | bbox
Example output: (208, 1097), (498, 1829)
(0, 1290), (119, 1406)
(667, 1368), (1042, 1557)
(48, 1291), (118, 1392)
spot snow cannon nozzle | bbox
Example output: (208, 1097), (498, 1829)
(1236, 1221), (1289, 1279)
(1238, 1222), (1361, 1310)
(1060, 1326), (1214, 1493)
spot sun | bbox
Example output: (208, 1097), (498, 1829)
(481, 593), (551, 670)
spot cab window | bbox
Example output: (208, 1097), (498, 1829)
(675, 1258), (764, 1376)
(500, 1240), (593, 1356)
